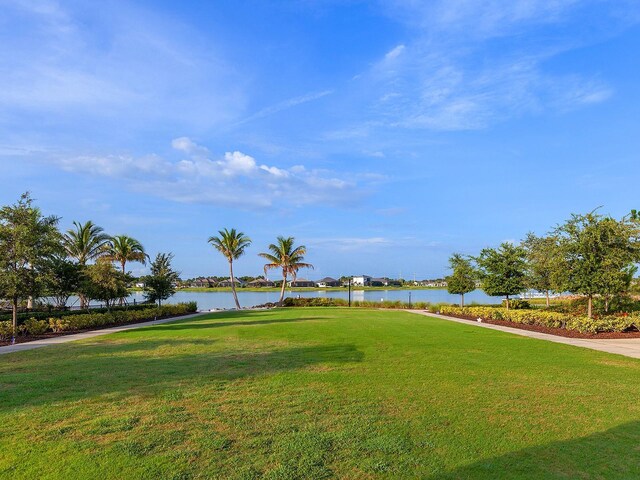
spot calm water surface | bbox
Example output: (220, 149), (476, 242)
(122, 288), (501, 310)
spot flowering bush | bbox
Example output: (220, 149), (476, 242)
(439, 305), (640, 334)
(21, 318), (48, 335)
(0, 303), (198, 339)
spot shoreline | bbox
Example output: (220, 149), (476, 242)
(159, 286), (450, 293)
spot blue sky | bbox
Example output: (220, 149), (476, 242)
(2, 0), (640, 280)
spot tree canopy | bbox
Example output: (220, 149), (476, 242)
(0, 193), (61, 336)
(476, 242), (527, 309)
(144, 253), (180, 307)
(554, 211), (640, 317)
(445, 253), (476, 307)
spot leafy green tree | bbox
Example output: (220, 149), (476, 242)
(445, 253), (477, 307)
(259, 236), (313, 306)
(79, 262), (129, 310)
(0, 193), (61, 338)
(555, 212), (640, 317)
(44, 254), (81, 308)
(521, 233), (564, 307)
(143, 253), (180, 307)
(476, 242), (527, 310)
(208, 228), (252, 309)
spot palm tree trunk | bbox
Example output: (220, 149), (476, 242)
(120, 260), (126, 306)
(278, 273), (287, 306)
(229, 260), (241, 309)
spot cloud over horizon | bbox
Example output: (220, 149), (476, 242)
(48, 138), (372, 209)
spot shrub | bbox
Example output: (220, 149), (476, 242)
(439, 305), (640, 334)
(0, 303), (161, 325)
(0, 321), (13, 341)
(38, 303), (196, 336)
(283, 297), (348, 307)
(503, 299), (530, 309)
(21, 317), (48, 336)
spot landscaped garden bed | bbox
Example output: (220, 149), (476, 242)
(438, 305), (640, 338)
(0, 302), (197, 346)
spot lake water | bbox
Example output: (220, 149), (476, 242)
(121, 288), (502, 310)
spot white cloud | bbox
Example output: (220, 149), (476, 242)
(46, 137), (371, 209)
(309, 235), (441, 252)
(171, 137), (209, 155)
(331, 0), (634, 134)
(384, 44), (405, 60)
(235, 89), (334, 125)
(0, 1), (245, 128)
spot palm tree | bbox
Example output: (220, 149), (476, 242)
(208, 228), (252, 309)
(259, 236), (313, 306)
(62, 221), (111, 265)
(104, 235), (147, 306)
(62, 221), (111, 308)
(105, 235), (147, 274)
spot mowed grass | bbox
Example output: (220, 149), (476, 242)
(1, 308), (640, 479)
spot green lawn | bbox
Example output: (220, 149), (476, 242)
(1, 308), (640, 479)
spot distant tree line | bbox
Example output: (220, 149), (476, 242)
(0, 193), (180, 339)
(446, 210), (640, 317)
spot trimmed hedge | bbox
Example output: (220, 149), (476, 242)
(0, 302), (197, 341)
(281, 297), (432, 310)
(283, 297), (348, 307)
(0, 303), (161, 324)
(439, 305), (640, 334)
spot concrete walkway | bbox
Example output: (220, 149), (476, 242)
(408, 310), (640, 360)
(0, 312), (207, 356)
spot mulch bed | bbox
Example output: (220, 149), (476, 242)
(0, 312), (196, 348)
(437, 312), (640, 339)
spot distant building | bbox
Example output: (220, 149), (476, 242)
(420, 279), (448, 287)
(351, 275), (372, 286)
(217, 277), (246, 288)
(289, 278), (316, 288)
(247, 278), (275, 287)
(316, 277), (340, 287)
(192, 277), (211, 288)
(370, 277), (389, 287)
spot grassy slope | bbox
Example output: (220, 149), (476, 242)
(1, 308), (640, 479)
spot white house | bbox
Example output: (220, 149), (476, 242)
(351, 275), (372, 286)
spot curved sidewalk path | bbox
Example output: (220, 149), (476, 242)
(0, 312), (206, 356)
(408, 310), (640, 360)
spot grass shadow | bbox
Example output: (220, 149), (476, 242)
(0, 343), (364, 411)
(144, 316), (331, 331)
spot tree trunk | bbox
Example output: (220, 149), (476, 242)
(120, 260), (126, 306)
(604, 297), (609, 313)
(545, 290), (550, 308)
(229, 261), (241, 309)
(12, 296), (18, 342)
(278, 273), (288, 306)
(460, 293), (464, 307)
(505, 295), (510, 310)
(587, 295), (593, 318)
